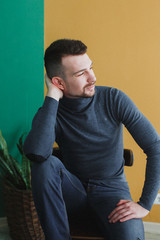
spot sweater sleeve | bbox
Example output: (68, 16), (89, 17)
(112, 89), (160, 211)
(23, 96), (59, 162)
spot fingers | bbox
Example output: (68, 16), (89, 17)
(108, 207), (135, 223)
(108, 200), (149, 224)
(108, 200), (132, 223)
(45, 74), (64, 100)
(108, 200), (130, 218)
(117, 199), (129, 206)
(45, 74), (52, 88)
(118, 213), (136, 222)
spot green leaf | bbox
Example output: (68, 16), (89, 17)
(0, 130), (31, 190)
(0, 130), (10, 161)
(17, 133), (26, 155)
(0, 154), (14, 176)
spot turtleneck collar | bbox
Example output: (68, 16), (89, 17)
(59, 93), (95, 113)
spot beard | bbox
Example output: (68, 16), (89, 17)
(82, 84), (95, 98)
(64, 82), (96, 99)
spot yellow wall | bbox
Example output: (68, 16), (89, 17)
(45, 0), (160, 222)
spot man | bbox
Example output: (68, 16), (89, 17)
(24, 39), (160, 240)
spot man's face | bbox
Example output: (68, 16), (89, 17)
(61, 53), (96, 98)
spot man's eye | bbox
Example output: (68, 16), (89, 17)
(77, 72), (84, 77)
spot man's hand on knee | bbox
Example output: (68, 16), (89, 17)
(108, 199), (149, 223)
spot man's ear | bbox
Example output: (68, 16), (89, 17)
(51, 77), (65, 90)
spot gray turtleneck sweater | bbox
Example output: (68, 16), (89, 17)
(24, 86), (160, 211)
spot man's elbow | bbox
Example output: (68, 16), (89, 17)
(25, 153), (47, 162)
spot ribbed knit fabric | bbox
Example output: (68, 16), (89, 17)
(24, 86), (160, 211)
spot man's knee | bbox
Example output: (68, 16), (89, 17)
(31, 155), (63, 189)
(108, 218), (144, 240)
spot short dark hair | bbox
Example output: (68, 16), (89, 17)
(44, 39), (87, 79)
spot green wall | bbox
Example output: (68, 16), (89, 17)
(0, 0), (44, 217)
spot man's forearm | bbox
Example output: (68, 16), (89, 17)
(138, 148), (160, 211)
(24, 97), (59, 162)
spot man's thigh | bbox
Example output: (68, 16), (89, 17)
(59, 162), (88, 215)
(88, 187), (144, 240)
(31, 155), (87, 216)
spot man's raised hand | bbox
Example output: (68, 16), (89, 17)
(45, 74), (63, 101)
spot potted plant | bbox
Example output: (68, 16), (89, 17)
(0, 130), (44, 240)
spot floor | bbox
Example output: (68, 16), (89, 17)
(0, 224), (160, 240)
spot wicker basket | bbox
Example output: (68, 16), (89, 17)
(4, 184), (45, 240)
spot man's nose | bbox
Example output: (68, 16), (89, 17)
(87, 70), (96, 83)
